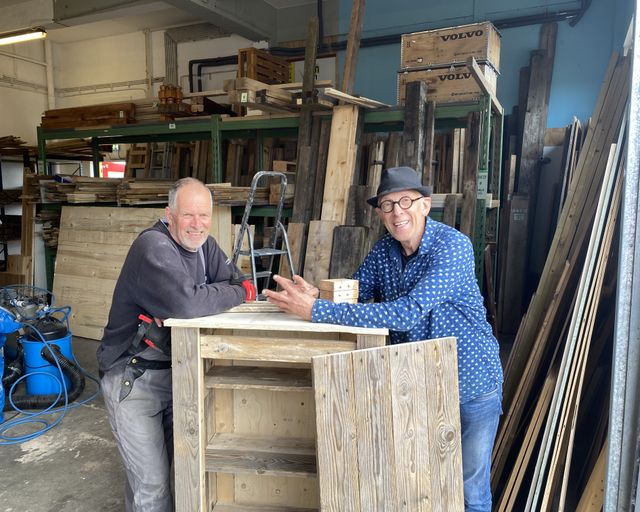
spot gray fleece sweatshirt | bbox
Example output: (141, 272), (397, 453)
(97, 220), (244, 371)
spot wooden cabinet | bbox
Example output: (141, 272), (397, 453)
(166, 310), (388, 512)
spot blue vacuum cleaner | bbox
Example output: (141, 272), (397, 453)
(0, 286), (85, 423)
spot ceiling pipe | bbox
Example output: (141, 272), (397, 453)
(188, 4), (592, 92)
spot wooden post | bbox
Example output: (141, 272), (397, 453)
(400, 81), (428, 177)
(460, 112), (481, 239)
(341, 0), (366, 95)
(172, 326), (206, 512)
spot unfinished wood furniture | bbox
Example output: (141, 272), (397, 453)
(165, 311), (388, 511)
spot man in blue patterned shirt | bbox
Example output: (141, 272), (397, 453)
(265, 166), (503, 512)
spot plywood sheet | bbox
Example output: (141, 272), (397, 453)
(313, 337), (463, 511)
(52, 205), (232, 340)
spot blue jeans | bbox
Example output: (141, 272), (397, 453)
(460, 387), (502, 512)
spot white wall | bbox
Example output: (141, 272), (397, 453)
(0, 42), (48, 144)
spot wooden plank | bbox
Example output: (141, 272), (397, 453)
(467, 56), (503, 114)
(308, 119), (331, 222)
(329, 226), (368, 279)
(205, 433), (316, 477)
(165, 312), (388, 336)
(517, 23), (557, 195)
(400, 81), (428, 179)
(442, 194), (458, 227)
(172, 326), (206, 512)
(353, 347), (397, 510)
(423, 101), (436, 188)
(212, 504), (316, 512)
(304, 220), (338, 286)
(575, 442), (606, 512)
(201, 334), (356, 364)
(389, 339), (431, 511)
(321, 105), (360, 224)
(341, 0), (366, 95)
(422, 338), (464, 509)
(313, 350), (360, 511)
(496, 195), (529, 335)
(313, 338), (462, 511)
(279, 221), (305, 279)
(323, 88), (389, 108)
(459, 111), (481, 239)
(204, 366), (312, 391)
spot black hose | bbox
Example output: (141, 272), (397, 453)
(2, 343), (24, 389)
(4, 345), (86, 411)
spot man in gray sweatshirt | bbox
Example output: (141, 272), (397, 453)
(97, 177), (245, 512)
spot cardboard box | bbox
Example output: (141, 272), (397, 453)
(401, 22), (501, 72)
(397, 62), (498, 105)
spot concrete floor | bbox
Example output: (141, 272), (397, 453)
(0, 336), (125, 512)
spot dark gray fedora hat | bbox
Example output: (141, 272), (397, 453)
(367, 166), (433, 207)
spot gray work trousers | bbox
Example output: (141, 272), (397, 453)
(101, 361), (174, 512)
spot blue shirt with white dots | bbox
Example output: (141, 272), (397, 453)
(312, 217), (503, 404)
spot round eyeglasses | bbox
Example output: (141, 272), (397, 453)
(377, 196), (423, 213)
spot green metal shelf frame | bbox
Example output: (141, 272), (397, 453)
(36, 97), (502, 281)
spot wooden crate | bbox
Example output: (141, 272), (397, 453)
(397, 62), (498, 105)
(401, 21), (501, 71)
(237, 47), (291, 85)
(167, 310), (388, 511)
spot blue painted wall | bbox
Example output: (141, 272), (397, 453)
(337, 0), (633, 127)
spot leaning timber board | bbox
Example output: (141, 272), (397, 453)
(313, 337), (464, 511)
(52, 206), (232, 340)
(321, 104), (360, 224)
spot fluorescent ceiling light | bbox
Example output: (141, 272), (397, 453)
(0, 28), (46, 46)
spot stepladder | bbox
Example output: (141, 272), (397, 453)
(230, 170), (295, 299)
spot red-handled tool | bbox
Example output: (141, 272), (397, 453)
(241, 280), (257, 302)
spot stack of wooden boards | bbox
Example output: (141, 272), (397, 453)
(0, 135), (30, 154)
(398, 21), (501, 104)
(491, 52), (629, 511)
(224, 77), (388, 114)
(41, 103), (136, 129)
(37, 176), (275, 207)
(51, 205), (232, 340)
